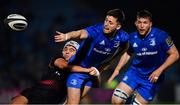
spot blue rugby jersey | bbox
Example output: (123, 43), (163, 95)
(68, 23), (129, 69)
(128, 27), (174, 77)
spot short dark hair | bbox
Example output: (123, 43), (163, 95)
(106, 9), (125, 24)
(137, 10), (152, 21)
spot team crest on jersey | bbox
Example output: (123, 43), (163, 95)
(149, 38), (156, 46)
(133, 42), (138, 47)
(99, 40), (105, 45)
(113, 41), (120, 48)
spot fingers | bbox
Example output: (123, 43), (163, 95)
(89, 67), (100, 76)
(56, 31), (63, 34)
(54, 31), (66, 42)
(89, 70), (96, 76)
(107, 79), (112, 84)
(149, 75), (159, 83)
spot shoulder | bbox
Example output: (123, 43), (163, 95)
(117, 29), (129, 40)
(129, 31), (138, 40)
(84, 23), (103, 37)
(152, 27), (169, 37)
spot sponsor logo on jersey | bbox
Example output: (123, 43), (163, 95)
(137, 51), (158, 56)
(93, 48), (111, 55)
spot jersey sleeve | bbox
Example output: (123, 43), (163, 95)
(160, 32), (174, 52)
(85, 24), (102, 39)
(127, 43), (134, 55)
(127, 34), (134, 55)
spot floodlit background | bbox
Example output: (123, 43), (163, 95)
(0, 0), (180, 104)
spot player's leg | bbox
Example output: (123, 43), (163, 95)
(132, 93), (148, 105)
(10, 95), (28, 105)
(67, 87), (81, 104)
(112, 82), (134, 104)
(63, 86), (91, 104)
(81, 86), (91, 98)
(132, 76), (163, 105)
(66, 85), (91, 104)
(10, 87), (33, 105)
(66, 73), (92, 104)
(112, 69), (138, 104)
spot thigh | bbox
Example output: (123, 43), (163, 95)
(134, 92), (148, 104)
(112, 82), (134, 104)
(115, 82), (134, 97)
(67, 73), (91, 88)
(136, 80), (161, 102)
(66, 73), (92, 104)
(112, 70), (138, 104)
(67, 87), (81, 104)
(82, 86), (91, 98)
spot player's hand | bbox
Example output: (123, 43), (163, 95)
(89, 67), (100, 76)
(149, 69), (162, 83)
(107, 78), (113, 84)
(107, 70), (119, 84)
(54, 31), (67, 42)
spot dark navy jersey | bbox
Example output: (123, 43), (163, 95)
(128, 27), (174, 76)
(41, 54), (69, 82)
(69, 23), (129, 69)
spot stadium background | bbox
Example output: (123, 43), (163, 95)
(0, 0), (180, 104)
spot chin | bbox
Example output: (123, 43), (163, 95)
(104, 30), (110, 34)
(139, 32), (146, 36)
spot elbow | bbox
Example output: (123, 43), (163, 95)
(54, 59), (68, 69)
(174, 50), (180, 61)
(176, 52), (179, 61)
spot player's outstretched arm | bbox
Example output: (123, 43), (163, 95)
(54, 29), (88, 42)
(107, 52), (130, 83)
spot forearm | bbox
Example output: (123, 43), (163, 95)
(68, 65), (89, 73)
(109, 52), (130, 81)
(157, 53), (179, 73)
(66, 29), (88, 40)
(54, 58), (90, 73)
(115, 52), (130, 72)
(54, 58), (68, 69)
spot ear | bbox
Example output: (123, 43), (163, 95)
(150, 21), (152, 27)
(116, 24), (121, 30)
(134, 21), (137, 27)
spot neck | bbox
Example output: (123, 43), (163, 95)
(105, 29), (118, 40)
(146, 27), (152, 36)
(139, 27), (152, 39)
